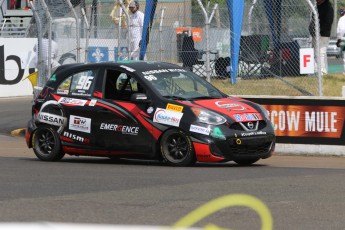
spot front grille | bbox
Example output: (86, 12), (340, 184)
(229, 142), (272, 155)
(229, 120), (267, 131)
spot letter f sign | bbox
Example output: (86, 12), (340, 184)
(303, 54), (311, 67)
(300, 48), (314, 74)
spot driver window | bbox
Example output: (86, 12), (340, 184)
(104, 70), (144, 101)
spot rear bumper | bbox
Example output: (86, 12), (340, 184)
(25, 119), (37, 148)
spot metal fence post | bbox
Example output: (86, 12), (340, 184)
(81, 7), (90, 63)
(196, 0), (218, 82)
(30, 1), (43, 97)
(307, 0), (322, 96)
(65, 0), (80, 63)
(40, 0), (52, 80)
(119, 0), (130, 60)
(159, 6), (166, 61)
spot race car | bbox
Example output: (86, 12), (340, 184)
(26, 61), (275, 166)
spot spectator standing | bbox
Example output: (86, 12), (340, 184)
(33, 32), (60, 79)
(128, 1), (144, 60)
(337, 9), (345, 75)
(309, 0), (334, 75)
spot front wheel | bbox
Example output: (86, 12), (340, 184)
(160, 129), (196, 167)
(33, 126), (64, 161)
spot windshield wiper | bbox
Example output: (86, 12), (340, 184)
(163, 95), (187, 100)
(190, 96), (221, 100)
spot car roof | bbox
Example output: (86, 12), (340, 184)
(49, 61), (185, 84)
(54, 61), (183, 74)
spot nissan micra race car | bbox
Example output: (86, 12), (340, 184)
(26, 61), (275, 166)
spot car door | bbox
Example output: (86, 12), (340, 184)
(54, 68), (99, 148)
(93, 68), (154, 154)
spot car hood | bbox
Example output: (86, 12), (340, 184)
(192, 98), (263, 121)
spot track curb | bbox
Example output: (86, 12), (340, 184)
(11, 128), (26, 137)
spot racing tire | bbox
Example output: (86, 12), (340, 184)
(160, 129), (196, 167)
(33, 125), (64, 161)
(233, 158), (260, 166)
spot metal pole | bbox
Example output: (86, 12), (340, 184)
(40, 0), (52, 80)
(159, 6), (166, 61)
(92, 0), (97, 38)
(117, 7), (123, 61)
(80, 0), (85, 38)
(119, 0), (130, 59)
(248, 0), (257, 34)
(196, 0), (210, 82)
(196, 0), (217, 82)
(307, 0), (322, 96)
(30, 0), (43, 97)
(333, 0), (337, 38)
(66, 0), (80, 62)
(81, 7), (90, 63)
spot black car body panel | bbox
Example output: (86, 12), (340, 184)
(26, 61), (275, 166)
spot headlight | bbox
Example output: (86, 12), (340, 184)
(191, 108), (226, 125)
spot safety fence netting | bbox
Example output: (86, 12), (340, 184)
(29, 0), (320, 96)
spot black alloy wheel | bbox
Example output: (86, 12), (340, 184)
(33, 125), (64, 161)
(160, 129), (196, 166)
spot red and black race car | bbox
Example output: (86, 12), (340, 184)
(26, 61), (275, 166)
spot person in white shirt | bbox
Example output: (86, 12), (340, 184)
(337, 9), (345, 75)
(128, 1), (144, 60)
(33, 32), (60, 79)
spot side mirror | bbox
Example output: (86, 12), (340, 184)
(130, 93), (151, 103)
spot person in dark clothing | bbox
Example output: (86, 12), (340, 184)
(181, 35), (199, 71)
(309, 0), (334, 75)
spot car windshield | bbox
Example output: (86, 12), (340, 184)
(142, 69), (224, 100)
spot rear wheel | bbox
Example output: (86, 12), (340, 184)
(33, 125), (64, 161)
(233, 158), (260, 166)
(160, 129), (196, 166)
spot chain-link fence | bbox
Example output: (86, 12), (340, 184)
(30, 0), (323, 96)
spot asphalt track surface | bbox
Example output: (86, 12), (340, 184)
(2, 97), (345, 229)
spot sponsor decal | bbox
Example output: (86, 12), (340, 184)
(58, 97), (87, 106)
(190, 125), (210, 135)
(136, 95), (147, 100)
(69, 115), (91, 133)
(120, 65), (135, 72)
(37, 112), (67, 126)
(144, 75), (157, 81)
(57, 89), (69, 95)
(147, 107), (154, 114)
(233, 113), (260, 122)
(142, 69), (169, 75)
(211, 127), (226, 140)
(50, 74), (57, 81)
(167, 68), (187, 72)
(241, 131), (267, 137)
(153, 108), (183, 127)
(63, 131), (90, 143)
(215, 101), (245, 111)
(89, 99), (97, 106)
(100, 123), (139, 135)
(166, 103), (183, 113)
(142, 69), (187, 75)
(76, 76), (94, 90)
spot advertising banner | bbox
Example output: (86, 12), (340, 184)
(246, 97), (345, 145)
(0, 38), (36, 97)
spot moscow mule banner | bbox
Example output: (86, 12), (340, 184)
(245, 97), (345, 145)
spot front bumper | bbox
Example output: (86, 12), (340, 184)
(193, 134), (275, 162)
(213, 135), (275, 159)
